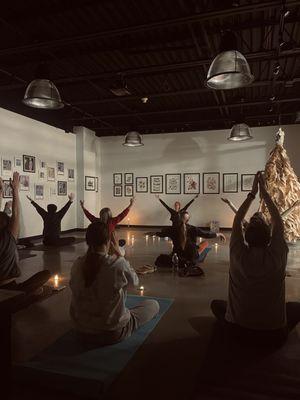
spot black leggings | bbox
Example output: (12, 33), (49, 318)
(43, 237), (76, 247)
(211, 300), (300, 348)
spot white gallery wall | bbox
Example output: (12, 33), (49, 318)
(0, 108), (77, 238)
(99, 125), (300, 228)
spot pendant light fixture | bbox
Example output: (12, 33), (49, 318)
(23, 64), (64, 109)
(123, 131), (144, 147)
(228, 123), (253, 141)
(206, 31), (254, 90)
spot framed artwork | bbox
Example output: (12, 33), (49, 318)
(20, 175), (30, 191)
(125, 185), (133, 197)
(14, 157), (22, 168)
(150, 175), (163, 193)
(40, 160), (46, 169)
(2, 158), (12, 175)
(85, 176), (96, 191)
(47, 167), (55, 181)
(136, 177), (148, 193)
(35, 184), (44, 200)
(57, 161), (64, 175)
(114, 185), (122, 197)
(223, 173), (238, 193)
(124, 173), (133, 185)
(57, 181), (67, 196)
(49, 186), (56, 196)
(241, 174), (255, 191)
(68, 168), (75, 181)
(165, 174), (181, 194)
(184, 173), (200, 194)
(23, 155), (36, 173)
(95, 177), (99, 193)
(203, 172), (220, 194)
(2, 180), (12, 198)
(113, 173), (122, 185)
(39, 170), (45, 180)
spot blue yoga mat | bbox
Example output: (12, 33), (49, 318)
(14, 295), (173, 398)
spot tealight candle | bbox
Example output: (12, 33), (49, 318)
(139, 285), (144, 291)
(54, 274), (59, 288)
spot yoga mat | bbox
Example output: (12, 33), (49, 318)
(14, 295), (173, 398)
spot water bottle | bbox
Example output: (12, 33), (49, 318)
(172, 253), (179, 272)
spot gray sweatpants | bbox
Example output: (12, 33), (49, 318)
(79, 299), (160, 346)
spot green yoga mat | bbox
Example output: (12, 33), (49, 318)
(14, 295), (173, 398)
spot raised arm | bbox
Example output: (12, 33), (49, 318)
(57, 193), (74, 219)
(80, 200), (98, 223)
(111, 197), (135, 226)
(231, 173), (259, 245)
(155, 195), (173, 213)
(182, 194), (198, 211)
(221, 197), (248, 228)
(27, 195), (47, 218)
(8, 172), (20, 239)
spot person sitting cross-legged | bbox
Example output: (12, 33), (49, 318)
(211, 172), (300, 349)
(70, 221), (159, 345)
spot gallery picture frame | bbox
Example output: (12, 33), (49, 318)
(85, 176), (96, 191)
(136, 177), (148, 193)
(57, 181), (67, 196)
(68, 168), (75, 181)
(223, 173), (238, 193)
(165, 174), (181, 195)
(1, 158), (12, 175)
(125, 185), (134, 197)
(183, 173), (200, 194)
(20, 175), (30, 191)
(35, 184), (44, 200)
(203, 172), (220, 194)
(2, 180), (13, 198)
(95, 177), (99, 193)
(124, 173), (134, 185)
(113, 185), (123, 197)
(23, 155), (36, 173)
(113, 173), (122, 185)
(57, 161), (65, 175)
(150, 175), (163, 194)
(241, 174), (256, 191)
(47, 166), (55, 181)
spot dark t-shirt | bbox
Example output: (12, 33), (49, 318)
(0, 230), (20, 281)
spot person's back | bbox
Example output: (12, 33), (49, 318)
(70, 254), (135, 333)
(0, 219), (20, 281)
(43, 209), (63, 241)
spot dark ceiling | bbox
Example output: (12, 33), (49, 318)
(0, 0), (300, 136)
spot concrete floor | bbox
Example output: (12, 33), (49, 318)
(12, 228), (300, 400)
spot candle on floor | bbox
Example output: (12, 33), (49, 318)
(127, 218), (130, 227)
(199, 237), (203, 243)
(138, 285), (144, 296)
(164, 236), (169, 241)
(53, 274), (59, 288)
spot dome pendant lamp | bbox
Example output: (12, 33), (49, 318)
(123, 131), (144, 147)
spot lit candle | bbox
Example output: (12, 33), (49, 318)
(145, 234), (149, 240)
(164, 236), (169, 241)
(54, 274), (59, 288)
(199, 237), (203, 243)
(127, 218), (130, 227)
(138, 285), (144, 296)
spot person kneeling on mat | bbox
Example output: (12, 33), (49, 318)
(69, 221), (159, 345)
(0, 174), (50, 300)
(27, 193), (75, 246)
(211, 172), (300, 349)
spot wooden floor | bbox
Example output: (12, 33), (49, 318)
(12, 228), (300, 400)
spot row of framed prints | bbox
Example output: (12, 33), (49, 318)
(1, 180), (68, 199)
(113, 173), (256, 196)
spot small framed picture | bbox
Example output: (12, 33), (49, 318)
(241, 174), (255, 191)
(85, 176), (96, 191)
(14, 157), (22, 168)
(203, 172), (220, 194)
(150, 175), (163, 194)
(47, 167), (55, 181)
(95, 177), (99, 193)
(57, 162), (64, 175)
(113, 173), (122, 185)
(125, 185), (133, 197)
(49, 186), (57, 196)
(136, 177), (148, 193)
(39, 170), (45, 180)
(35, 184), (44, 200)
(124, 173), (134, 185)
(2, 180), (12, 198)
(166, 174), (181, 194)
(40, 160), (47, 169)
(57, 181), (67, 196)
(68, 168), (75, 181)
(184, 173), (200, 194)
(20, 175), (30, 191)
(223, 173), (238, 193)
(23, 155), (36, 173)
(2, 158), (12, 175)
(114, 185), (122, 197)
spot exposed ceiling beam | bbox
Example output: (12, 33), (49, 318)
(0, 1), (298, 57)
(1, 49), (300, 92)
(68, 97), (300, 121)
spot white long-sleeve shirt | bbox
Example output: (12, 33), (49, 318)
(70, 253), (139, 334)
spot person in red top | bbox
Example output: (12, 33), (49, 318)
(80, 198), (135, 255)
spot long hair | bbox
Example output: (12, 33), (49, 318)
(99, 207), (112, 224)
(178, 211), (188, 251)
(82, 222), (110, 287)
